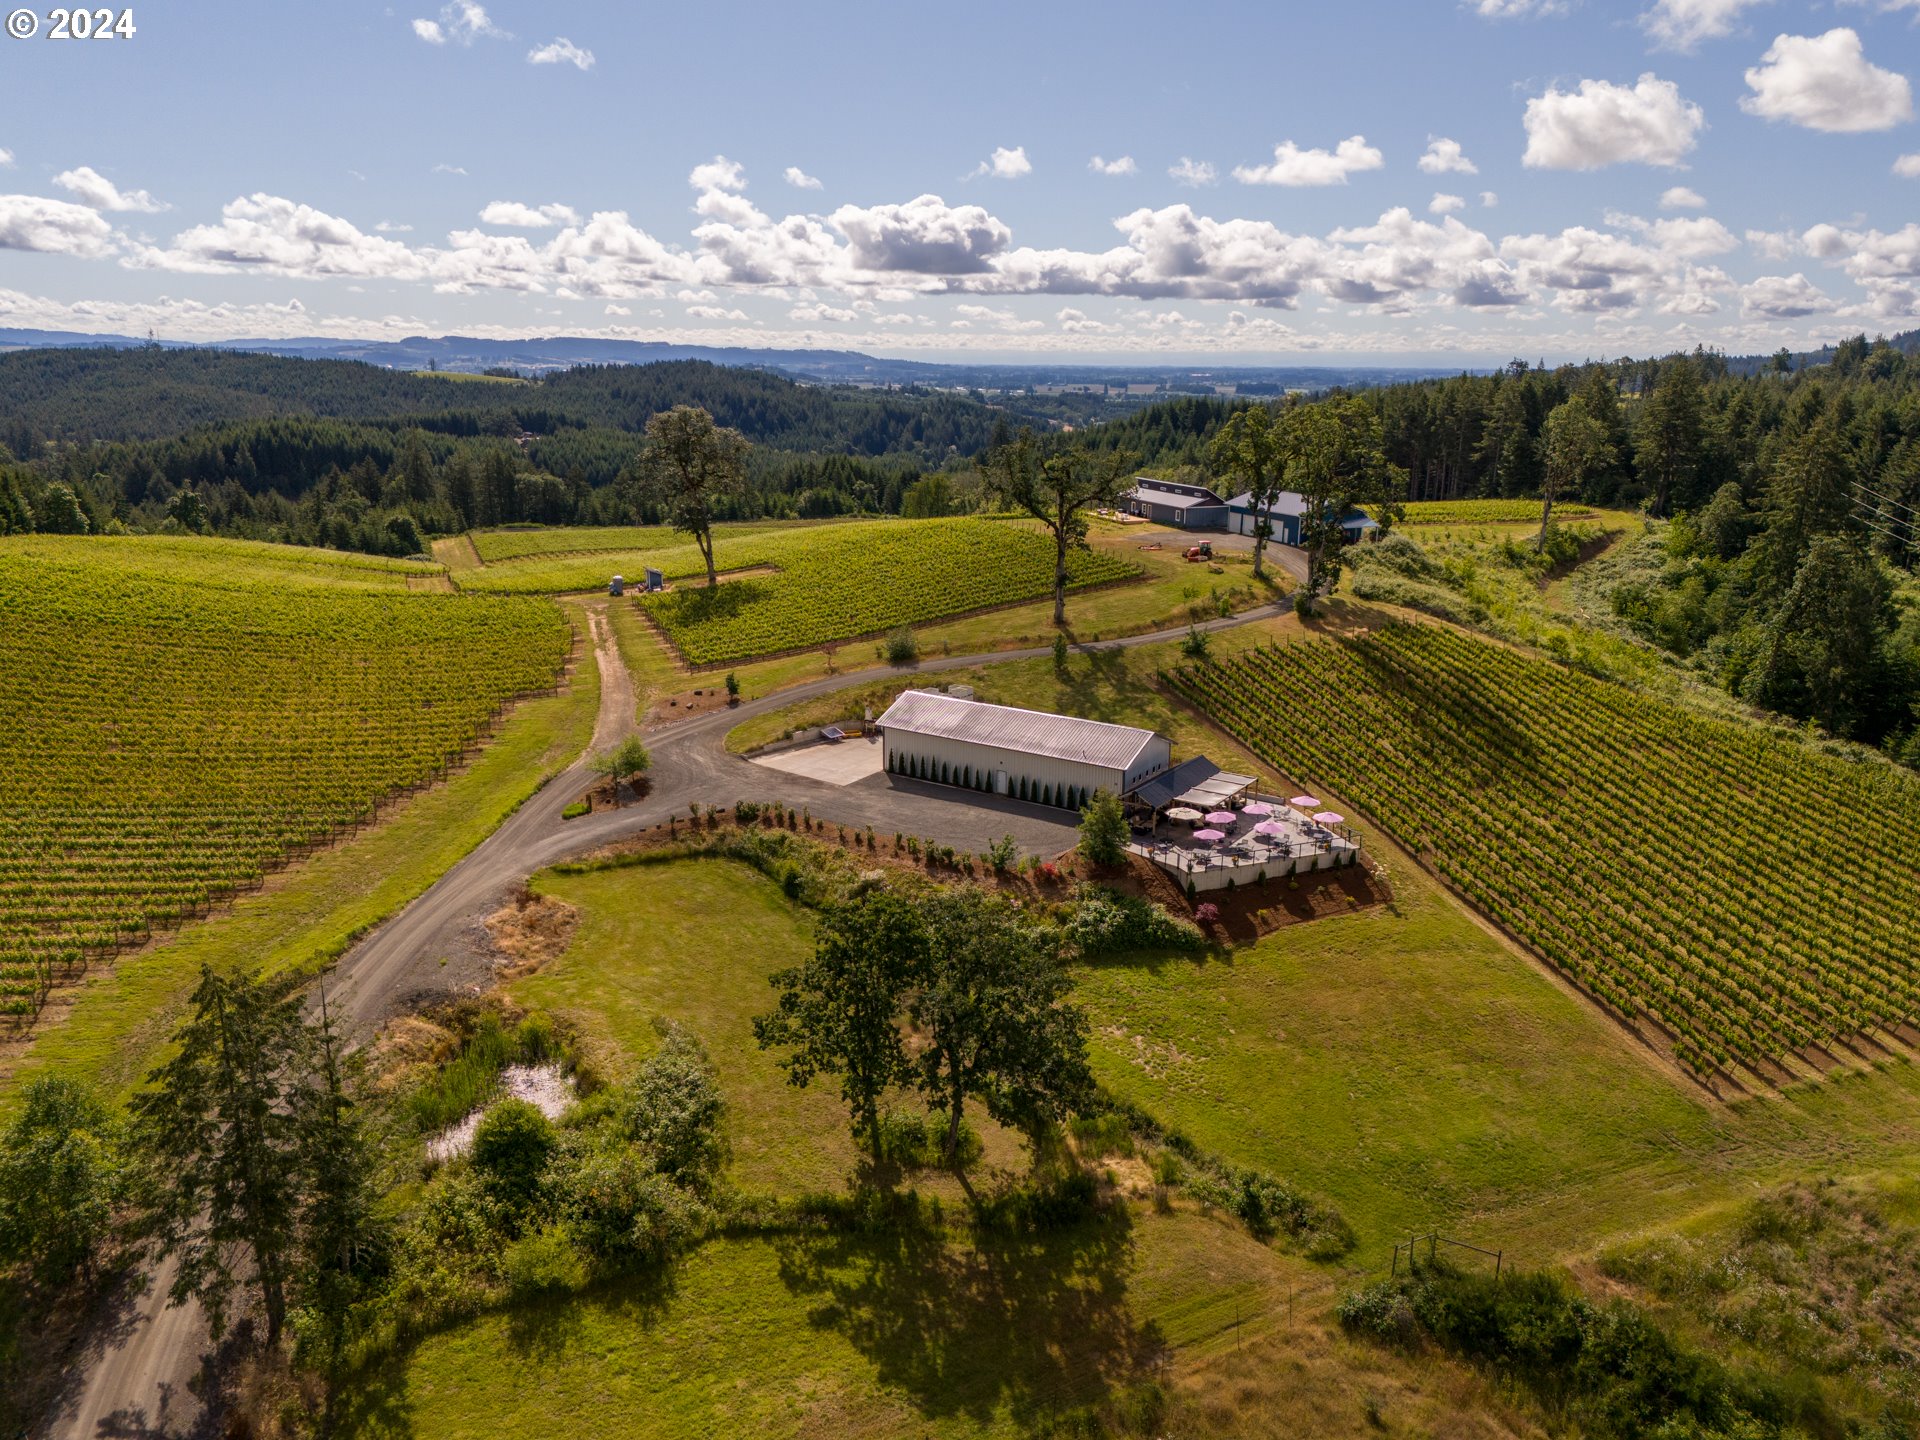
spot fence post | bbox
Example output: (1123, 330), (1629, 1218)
(1495, 1250), (1503, 1280)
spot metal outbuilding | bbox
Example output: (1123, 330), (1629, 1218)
(877, 690), (1172, 809)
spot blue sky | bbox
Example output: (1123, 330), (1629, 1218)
(1, 0), (1917, 362)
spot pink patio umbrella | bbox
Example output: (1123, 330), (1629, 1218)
(1253, 820), (1288, 837)
(1288, 795), (1320, 809)
(1192, 828), (1226, 842)
(1241, 800), (1275, 816)
(1205, 810), (1238, 825)
(1312, 811), (1345, 826)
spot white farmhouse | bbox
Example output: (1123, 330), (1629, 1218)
(876, 690), (1172, 810)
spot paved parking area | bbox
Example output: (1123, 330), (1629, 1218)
(750, 735), (887, 787)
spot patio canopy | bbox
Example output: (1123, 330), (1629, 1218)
(1171, 770), (1258, 810)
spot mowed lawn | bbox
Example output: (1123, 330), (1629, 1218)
(382, 859), (1313, 1439)
(507, 858), (859, 1192)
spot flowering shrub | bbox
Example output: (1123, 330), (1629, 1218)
(1194, 902), (1220, 923)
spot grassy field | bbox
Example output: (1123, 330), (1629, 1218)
(0, 600), (600, 1115)
(380, 853), (1531, 1438)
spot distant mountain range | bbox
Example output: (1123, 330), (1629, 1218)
(0, 326), (1458, 392)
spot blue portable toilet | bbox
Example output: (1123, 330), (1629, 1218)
(609, 574), (624, 596)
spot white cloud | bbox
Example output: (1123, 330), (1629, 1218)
(1650, 215), (1739, 255)
(1168, 157), (1217, 187)
(1234, 135), (1384, 186)
(1742, 272), (1834, 317)
(0, 149), (13, 168)
(689, 156), (747, 194)
(1430, 193), (1467, 214)
(134, 193), (430, 282)
(603, 303), (631, 315)
(1744, 227), (1799, 260)
(1472, 0), (1569, 15)
(1741, 29), (1913, 133)
(1088, 155), (1137, 176)
(1480, 190), (1500, 207)
(1418, 137), (1479, 175)
(789, 303), (856, 323)
(375, 220), (413, 233)
(783, 166), (822, 190)
(411, 1), (505, 45)
(527, 37), (594, 70)
(971, 146), (1032, 180)
(0, 194), (119, 257)
(685, 304), (749, 321)
(52, 165), (167, 213)
(1522, 73), (1705, 169)
(479, 200), (580, 228)
(1660, 185), (1707, 209)
(1897, 154), (1920, 178)
(1641, 0), (1767, 51)
(1500, 225), (1669, 311)
(1659, 265), (1736, 314)
(831, 194), (1012, 274)
(432, 163), (467, 176)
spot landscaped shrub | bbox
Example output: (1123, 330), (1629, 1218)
(560, 1148), (711, 1264)
(502, 1224), (590, 1298)
(472, 1099), (557, 1215)
(619, 1025), (725, 1188)
(884, 626), (918, 666)
(1065, 887), (1206, 958)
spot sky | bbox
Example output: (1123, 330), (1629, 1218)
(1, 0), (1918, 364)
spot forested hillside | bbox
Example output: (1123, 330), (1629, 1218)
(0, 350), (1051, 551)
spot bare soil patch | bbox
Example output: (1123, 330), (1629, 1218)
(1077, 851), (1391, 945)
(570, 774), (653, 812)
(649, 685), (740, 723)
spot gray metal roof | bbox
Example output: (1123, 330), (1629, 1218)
(877, 691), (1163, 772)
(1225, 490), (1377, 528)
(1131, 489), (1226, 513)
(1132, 756), (1221, 810)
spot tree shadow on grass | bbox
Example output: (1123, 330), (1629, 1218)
(327, 1264), (680, 1438)
(327, 1352), (415, 1440)
(771, 1204), (1166, 1432)
(499, 1261), (678, 1363)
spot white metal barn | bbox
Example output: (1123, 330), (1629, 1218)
(877, 690), (1172, 810)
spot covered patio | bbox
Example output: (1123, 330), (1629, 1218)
(1127, 758), (1361, 891)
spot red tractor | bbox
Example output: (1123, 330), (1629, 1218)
(1183, 542), (1213, 562)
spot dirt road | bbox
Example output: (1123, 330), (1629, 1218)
(43, 596), (1286, 1438)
